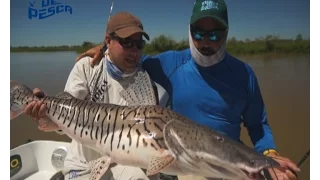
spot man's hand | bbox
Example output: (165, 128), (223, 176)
(266, 152), (301, 180)
(24, 88), (59, 131)
(75, 45), (104, 67)
(24, 88), (47, 121)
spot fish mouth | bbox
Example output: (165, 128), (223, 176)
(239, 167), (266, 180)
(240, 168), (258, 179)
(204, 160), (264, 180)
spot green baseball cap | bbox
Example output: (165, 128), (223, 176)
(190, 0), (228, 28)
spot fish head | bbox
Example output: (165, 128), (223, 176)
(163, 118), (281, 179)
(209, 133), (280, 177)
(234, 153), (280, 178)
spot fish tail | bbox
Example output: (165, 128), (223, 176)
(10, 80), (36, 120)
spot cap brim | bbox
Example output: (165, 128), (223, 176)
(115, 26), (150, 40)
(191, 15), (228, 29)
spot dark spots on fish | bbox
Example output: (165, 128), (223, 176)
(26, 102), (28, 105)
(85, 131), (88, 135)
(95, 127), (99, 140)
(142, 138), (147, 147)
(88, 125), (90, 129)
(127, 150), (130, 154)
(136, 129), (141, 147)
(100, 166), (102, 170)
(153, 122), (163, 132)
(122, 145), (125, 150)
(110, 108), (119, 152)
(100, 110), (108, 145)
(127, 127), (132, 146)
(78, 124), (81, 127)
(184, 137), (186, 141)
(104, 123), (110, 144)
(150, 143), (157, 151)
(117, 124), (124, 149)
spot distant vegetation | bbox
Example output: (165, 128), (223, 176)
(11, 34), (309, 56)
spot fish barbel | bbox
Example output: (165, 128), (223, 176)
(10, 71), (279, 180)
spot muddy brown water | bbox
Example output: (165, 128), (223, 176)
(10, 52), (310, 180)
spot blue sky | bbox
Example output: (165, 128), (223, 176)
(10, 0), (310, 47)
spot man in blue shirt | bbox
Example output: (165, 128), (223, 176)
(69, 0), (301, 179)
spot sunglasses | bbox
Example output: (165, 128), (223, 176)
(190, 26), (227, 42)
(110, 33), (146, 50)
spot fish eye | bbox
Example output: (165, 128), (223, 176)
(249, 160), (255, 165)
(215, 136), (224, 142)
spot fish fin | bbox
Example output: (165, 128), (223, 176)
(38, 118), (60, 132)
(163, 120), (202, 170)
(119, 70), (157, 106)
(163, 120), (195, 157)
(146, 154), (175, 176)
(10, 80), (34, 120)
(89, 156), (111, 180)
(10, 111), (21, 120)
(55, 91), (75, 99)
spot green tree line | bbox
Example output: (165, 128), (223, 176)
(11, 34), (309, 56)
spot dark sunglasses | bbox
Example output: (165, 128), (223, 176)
(110, 33), (146, 50)
(190, 26), (227, 42)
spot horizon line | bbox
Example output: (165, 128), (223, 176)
(10, 34), (310, 48)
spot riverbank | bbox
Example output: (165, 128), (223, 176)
(10, 34), (309, 56)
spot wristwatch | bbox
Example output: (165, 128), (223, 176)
(263, 149), (279, 156)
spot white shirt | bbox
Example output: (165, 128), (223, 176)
(61, 54), (161, 180)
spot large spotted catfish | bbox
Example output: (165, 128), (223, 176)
(10, 71), (279, 180)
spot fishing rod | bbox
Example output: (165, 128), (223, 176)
(100, 0), (114, 54)
(297, 149), (310, 168)
(108, 0), (114, 21)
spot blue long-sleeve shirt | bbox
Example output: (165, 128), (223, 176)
(141, 48), (276, 153)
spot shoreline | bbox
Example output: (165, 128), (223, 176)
(10, 50), (310, 59)
(10, 34), (310, 56)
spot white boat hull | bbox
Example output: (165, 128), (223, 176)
(10, 140), (70, 180)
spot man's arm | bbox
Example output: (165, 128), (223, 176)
(141, 51), (180, 92)
(75, 44), (105, 67)
(242, 66), (276, 154)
